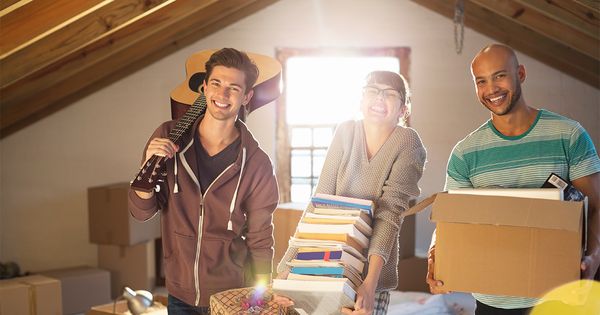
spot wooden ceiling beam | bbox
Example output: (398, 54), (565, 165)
(576, 0), (600, 11)
(514, 0), (599, 39)
(0, 0), (279, 138)
(470, 0), (599, 59)
(410, 0), (599, 88)
(1, 0), (218, 113)
(1, 0), (103, 53)
(1, 0), (169, 88)
(0, 0), (28, 13)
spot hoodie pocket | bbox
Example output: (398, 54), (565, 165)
(199, 236), (247, 289)
(163, 231), (196, 292)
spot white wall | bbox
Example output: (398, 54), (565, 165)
(1, 0), (598, 271)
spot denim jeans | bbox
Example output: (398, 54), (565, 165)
(168, 294), (210, 315)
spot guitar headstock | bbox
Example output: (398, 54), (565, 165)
(130, 155), (166, 193)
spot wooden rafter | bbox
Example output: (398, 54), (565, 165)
(1, 0), (104, 54)
(1, 0), (170, 87)
(411, 0), (600, 88)
(470, 0), (599, 59)
(1, 0), (597, 137)
(0, 0), (279, 138)
(515, 0), (600, 39)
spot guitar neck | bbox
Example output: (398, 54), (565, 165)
(167, 92), (207, 144)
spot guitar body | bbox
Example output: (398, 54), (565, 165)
(131, 49), (282, 192)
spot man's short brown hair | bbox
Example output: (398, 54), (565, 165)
(205, 48), (259, 92)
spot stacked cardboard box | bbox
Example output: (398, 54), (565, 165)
(40, 266), (111, 314)
(403, 188), (584, 298)
(87, 295), (168, 315)
(88, 182), (161, 298)
(0, 275), (62, 315)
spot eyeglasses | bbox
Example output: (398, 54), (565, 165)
(362, 86), (402, 101)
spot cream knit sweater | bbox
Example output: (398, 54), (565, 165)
(278, 120), (427, 291)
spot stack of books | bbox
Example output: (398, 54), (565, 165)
(273, 193), (374, 315)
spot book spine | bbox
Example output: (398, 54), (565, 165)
(291, 267), (344, 275)
(311, 199), (372, 214)
(296, 251), (343, 261)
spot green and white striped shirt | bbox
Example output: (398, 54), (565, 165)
(445, 109), (600, 309)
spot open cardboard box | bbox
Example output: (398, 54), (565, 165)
(87, 295), (167, 315)
(403, 190), (585, 298)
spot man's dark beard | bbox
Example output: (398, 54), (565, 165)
(492, 82), (522, 116)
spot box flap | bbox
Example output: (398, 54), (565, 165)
(431, 194), (582, 231)
(402, 193), (444, 217)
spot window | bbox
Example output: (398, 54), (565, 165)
(289, 124), (333, 202)
(275, 47), (411, 203)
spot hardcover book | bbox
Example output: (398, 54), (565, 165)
(302, 212), (373, 236)
(311, 207), (373, 226)
(295, 249), (365, 272)
(311, 193), (374, 216)
(447, 188), (563, 200)
(296, 223), (369, 248)
(285, 273), (359, 291)
(290, 241), (366, 262)
(287, 258), (364, 277)
(272, 279), (356, 315)
(289, 265), (363, 288)
(294, 231), (367, 254)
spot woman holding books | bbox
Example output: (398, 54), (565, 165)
(274, 70), (427, 315)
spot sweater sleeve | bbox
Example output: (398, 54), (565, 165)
(368, 129), (427, 264)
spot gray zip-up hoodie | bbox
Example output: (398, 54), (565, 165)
(129, 116), (279, 307)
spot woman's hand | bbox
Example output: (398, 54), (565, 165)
(341, 277), (377, 315)
(272, 294), (294, 308)
(272, 270), (294, 307)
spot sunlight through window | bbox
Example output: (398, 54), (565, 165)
(286, 56), (399, 202)
(286, 57), (399, 125)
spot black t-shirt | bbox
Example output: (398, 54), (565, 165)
(194, 132), (241, 194)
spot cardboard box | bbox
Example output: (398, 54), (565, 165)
(403, 192), (584, 298)
(396, 256), (429, 292)
(86, 295), (167, 315)
(88, 182), (161, 246)
(272, 202), (305, 275)
(98, 240), (156, 298)
(398, 210), (416, 259)
(40, 266), (111, 314)
(0, 275), (63, 315)
(0, 280), (30, 315)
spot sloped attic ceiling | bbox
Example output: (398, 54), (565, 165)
(412, 0), (599, 87)
(0, 0), (278, 138)
(1, 0), (598, 138)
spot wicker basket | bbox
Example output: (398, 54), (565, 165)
(210, 287), (289, 315)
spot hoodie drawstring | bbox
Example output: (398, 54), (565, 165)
(173, 154), (179, 194)
(227, 147), (246, 230)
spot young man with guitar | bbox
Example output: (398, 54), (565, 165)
(129, 48), (280, 314)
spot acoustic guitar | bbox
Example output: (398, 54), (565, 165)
(131, 49), (282, 193)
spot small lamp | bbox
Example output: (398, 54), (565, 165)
(122, 286), (154, 315)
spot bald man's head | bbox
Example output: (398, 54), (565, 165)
(471, 44), (519, 75)
(470, 44), (526, 116)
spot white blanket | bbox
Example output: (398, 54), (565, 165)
(387, 291), (475, 315)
